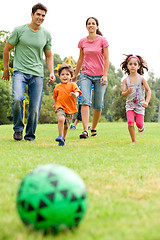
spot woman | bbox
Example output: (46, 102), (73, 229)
(72, 17), (109, 138)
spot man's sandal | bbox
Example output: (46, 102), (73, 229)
(91, 129), (97, 137)
(80, 131), (89, 139)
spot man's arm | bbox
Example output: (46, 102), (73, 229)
(44, 49), (56, 83)
(2, 42), (14, 81)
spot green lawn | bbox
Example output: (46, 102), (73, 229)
(0, 122), (160, 240)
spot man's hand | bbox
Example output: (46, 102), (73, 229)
(2, 69), (11, 81)
(49, 73), (56, 83)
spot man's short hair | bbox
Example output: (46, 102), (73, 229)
(32, 3), (48, 14)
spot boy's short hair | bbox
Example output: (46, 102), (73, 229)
(58, 63), (74, 77)
(32, 3), (48, 14)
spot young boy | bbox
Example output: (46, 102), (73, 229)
(53, 63), (81, 146)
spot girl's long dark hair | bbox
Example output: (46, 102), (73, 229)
(86, 17), (103, 36)
(120, 54), (148, 75)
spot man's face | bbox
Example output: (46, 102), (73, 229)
(31, 9), (46, 26)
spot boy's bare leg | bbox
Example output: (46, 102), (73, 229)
(58, 116), (65, 136)
(63, 126), (68, 139)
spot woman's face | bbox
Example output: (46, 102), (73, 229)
(86, 18), (98, 34)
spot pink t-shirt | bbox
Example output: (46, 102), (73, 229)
(78, 35), (109, 76)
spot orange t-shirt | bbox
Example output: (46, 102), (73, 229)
(53, 82), (82, 114)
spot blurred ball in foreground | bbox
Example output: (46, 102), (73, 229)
(17, 164), (88, 233)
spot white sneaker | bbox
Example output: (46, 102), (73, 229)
(138, 126), (145, 134)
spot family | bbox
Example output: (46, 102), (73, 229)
(2, 3), (151, 145)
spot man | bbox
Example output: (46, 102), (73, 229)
(2, 3), (56, 141)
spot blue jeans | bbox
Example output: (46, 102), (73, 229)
(79, 73), (107, 110)
(12, 71), (43, 140)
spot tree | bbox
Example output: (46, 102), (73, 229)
(147, 72), (160, 122)
(0, 30), (14, 71)
(39, 94), (57, 124)
(102, 63), (123, 120)
(111, 82), (126, 121)
(0, 73), (12, 124)
(154, 78), (160, 122)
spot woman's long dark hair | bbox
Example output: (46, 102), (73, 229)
(86, 17), (103, 36)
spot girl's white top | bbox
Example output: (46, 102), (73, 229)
(126, 76), (145, 115)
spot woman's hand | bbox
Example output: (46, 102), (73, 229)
(71, 74), (77, 82)
(100, 76), (107, 86)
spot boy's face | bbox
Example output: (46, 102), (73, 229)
(59, 69), (71, 84)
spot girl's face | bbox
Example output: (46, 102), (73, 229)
(59, 69), (71, 84)
(86, 18), (98, 34)
(127, 58), (140, 73)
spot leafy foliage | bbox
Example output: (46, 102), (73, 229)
(0, 73), (12, 124)
(39, 94), (57, 124)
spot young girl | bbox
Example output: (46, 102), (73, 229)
(53, 63), (81, 146)
(121, 54), (151, 144)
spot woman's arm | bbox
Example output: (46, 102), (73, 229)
(72, 49), (84, 82)
(100, 47), (109, 86)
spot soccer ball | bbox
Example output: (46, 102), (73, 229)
(16, 164), (88, 233)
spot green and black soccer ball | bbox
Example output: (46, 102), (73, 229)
(16, 164), (88, 233)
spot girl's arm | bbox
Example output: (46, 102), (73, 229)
(142, 78), (151, 108)
(72, 49), (84, 81)
(100, 47), (109, 86)
(122, 78), (133, 97)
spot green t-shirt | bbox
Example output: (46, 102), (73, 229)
(8, 24), (52, 77)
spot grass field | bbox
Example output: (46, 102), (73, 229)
(0, 122), (160, 240)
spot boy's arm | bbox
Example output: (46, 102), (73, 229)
(142, 78), (151, 108)
(53, 99), (57, 111)
(70, 91), (80, 98)
(70, 83), (82, 98)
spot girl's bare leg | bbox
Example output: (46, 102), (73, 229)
(128, 125), (136, 144)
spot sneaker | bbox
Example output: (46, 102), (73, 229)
(138, 127), (145, 134)
(58, 139), (65, 146)
(88, 126), (91, 130)
(55, 135), (64, 142)
(13, 131), (23, 141)
(70, 125), (76, 130)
